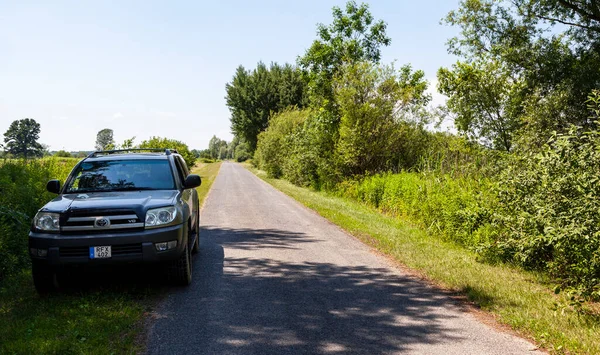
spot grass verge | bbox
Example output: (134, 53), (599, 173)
(192, 161), (222, 206)
(245, 164), (600, 354)
(0, 162), (222, 354)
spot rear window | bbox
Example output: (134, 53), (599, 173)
(66, 160), (175, 193)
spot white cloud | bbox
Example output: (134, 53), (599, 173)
(113, 112), (124, 119)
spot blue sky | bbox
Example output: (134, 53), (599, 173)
(0, 0), (459, 151)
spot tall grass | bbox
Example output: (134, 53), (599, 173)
(337, 172), (496, 250)
(0, 158), (78, 279)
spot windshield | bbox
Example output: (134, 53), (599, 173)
(66, 159), (175, 193)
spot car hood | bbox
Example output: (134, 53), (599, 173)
(40, 190), (179, 214)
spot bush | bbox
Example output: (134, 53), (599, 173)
(0, 158), (75, 280)
(492, 125), (600, 297)
(255, 109), (310, 178)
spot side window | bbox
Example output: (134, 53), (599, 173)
(173, 158), (186, 184)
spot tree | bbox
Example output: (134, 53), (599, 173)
(443, 0), (600, 147)
(138, 137), (196, 168)
(95, 129), (115, 151)
(54, 150), (72, 158)
(208, 135), (228, 160)
(120, 136), (135, 149)
(437, 59), (524, 151)
(226, 62), (307, 152)
(298, 1), (391, 106)
(2, 118), (44, 158)
(335, 62), (430, 175)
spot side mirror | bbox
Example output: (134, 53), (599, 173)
(183, 174), (201, 189)
(46, 180), (61, 194)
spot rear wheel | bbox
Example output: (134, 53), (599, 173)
(32, 261), (58, 295)
(169, 243), (192, 286)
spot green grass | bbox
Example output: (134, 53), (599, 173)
(192, 161), (222, 206)
(245, 164), (600, 354)
(0, 162), (222, 354)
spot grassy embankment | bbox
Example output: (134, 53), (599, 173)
(0, 161), (222, 354)
(245, 164), (600, 354)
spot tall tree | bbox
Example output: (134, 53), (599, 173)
(95, 128), (115, 151)
(438, 59), (524, 151)
(226, 62), (307, 152)
(298, 1), (391, 106)
(443, 0), (600, 147)
(2, 118), (44, 158)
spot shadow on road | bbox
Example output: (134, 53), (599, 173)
(148, 225), (467, 354)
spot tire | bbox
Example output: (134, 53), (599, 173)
(192, 211), (200, 255)
(32, 261), (58, 295)
(169, 243), (192, 286)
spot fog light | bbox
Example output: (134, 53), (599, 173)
(37, 249), (48, 257)
(155, 240), (177, 252)
(155, 242), (168, 251)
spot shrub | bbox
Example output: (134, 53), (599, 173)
(493, 124), (600, 297)
(0, 158), (75, 279)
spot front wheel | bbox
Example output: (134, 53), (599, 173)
(32, 261), (58, 295)
(169, 244), (192, 286)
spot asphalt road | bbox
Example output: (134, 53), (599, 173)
(147, 162), (541, 354)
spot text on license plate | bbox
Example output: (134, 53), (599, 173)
(89, 246), (111, 259)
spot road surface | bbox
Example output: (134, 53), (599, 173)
(147, 162), (541, 354)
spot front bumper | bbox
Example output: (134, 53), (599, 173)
(29, 223), (186, 266)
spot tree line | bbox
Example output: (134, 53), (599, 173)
(1, 120), (197, 167)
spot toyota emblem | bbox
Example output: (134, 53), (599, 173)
(94, 217), (111, 228)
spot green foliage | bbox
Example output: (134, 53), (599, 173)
(0, 158), (76, 279)
(335, 62), (430, 175)
(255, 109), (311, 178)
(298, 1), (391, 106)
(233, 141), (250, 162)
(95, 128), (114, 151)
(437, 59), (524, 151)
(208, 136), (228, 160)
(2, 118), (44, 158)
(339, 171), (496, 249)
(138, 136), (196, 168)
(120, 136), (136, 149)
(226, 62), (307, 151)
(54, 150), (73, 158)
(444, 0), (600, 147)
(492, 124), (600, 297)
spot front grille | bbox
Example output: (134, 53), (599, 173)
(59, 243), (142, 258)
(62, 210), (143, 232)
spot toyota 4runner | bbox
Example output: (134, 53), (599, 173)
(29, 149), (201, 294)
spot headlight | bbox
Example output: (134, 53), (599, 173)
(34, 212), (60, 231)
(145, 206), (179, 228)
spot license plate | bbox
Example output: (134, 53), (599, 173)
(89, 246), (111, 259)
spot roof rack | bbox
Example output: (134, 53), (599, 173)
(87, 148), (177, 158)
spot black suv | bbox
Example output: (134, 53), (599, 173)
(29, 149), (201, 293)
